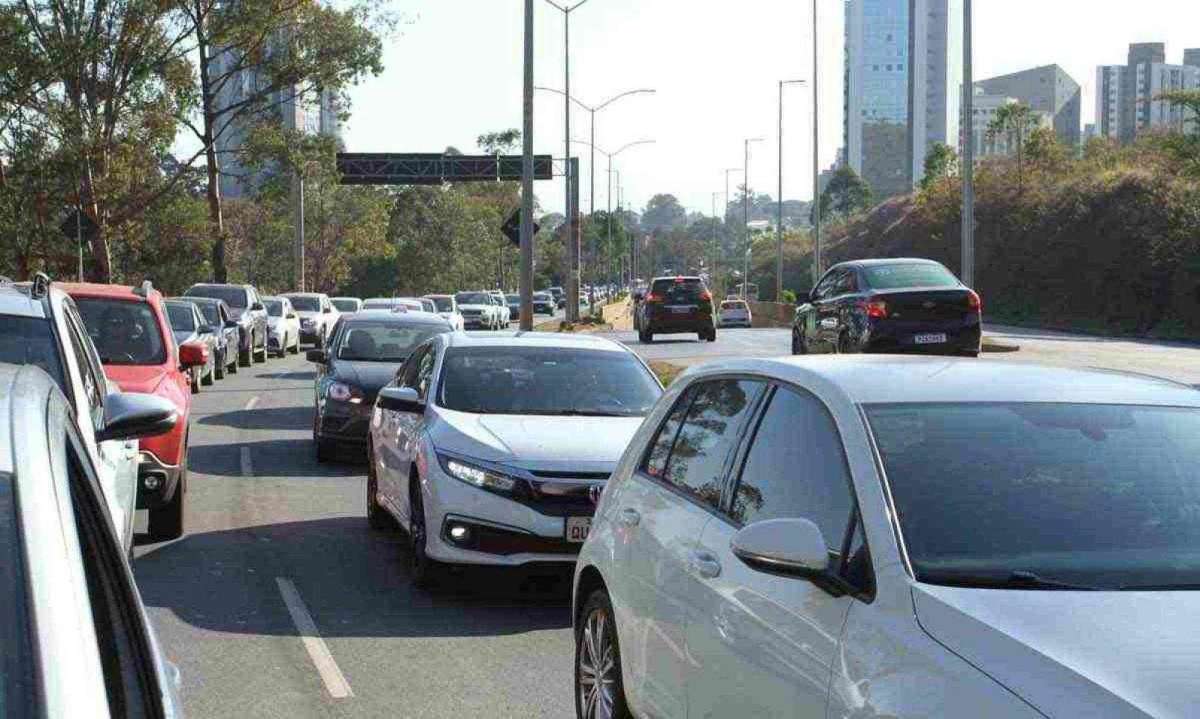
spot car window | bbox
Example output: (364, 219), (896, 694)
(834, 270), (859, 295)
(331, 299), (359, 313)
(0, 469), (35, 719)
(642, 388), (695, 480)
(335, 321), (450, 362)
(187, 285), (248, 308)
(75, 298), (168, 366)
(413, 345), (438, 400)
(195, 302), (220, 325)
(455, 292), (490, 305)
(658, 379), (766, 511)
(62, 304), (106, 426)
(862, 263), (960, 290)
(399, 344), (429, 392)
(288, 296), (320, 312)
(165, 303), (194, 332)
(0, 315), (66, 389)
(813, 269), (842, 300)
(264, 300), (284, 317)
(731, 385), (856, 567)
(650, 278), (706, 304)
(429, 296), (454, 313)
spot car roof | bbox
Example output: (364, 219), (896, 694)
(181, 295), (222, 305)
(0, 284), (48, 319)
(190, 282), (252, 289)
(59, 281), (146, 300)
(350, 309), (451, 326)
(283, 292), (326, 298)
(443, 331), (630, 353)
(836, 257), (943, 268)
(682, 356), (1200, 407)
(0, 364), (56, 475)
(330, 296), (360, 301)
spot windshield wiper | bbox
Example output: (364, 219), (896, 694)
(922, 569), (1102, 591)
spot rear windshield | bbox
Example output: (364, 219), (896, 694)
(331, 299), (359, 313)
(0, 471), (35, 717)
(166, 303), (195, 331)
(288, 296), (321, 312)
(721, 301), (747, 310)
(428, 296), (454, 312)
(0, 316), (65, 387)
(533, 293), (551, 301)
(187, 285), (248, 308)
(363, 298), (393, 309)
(334, 321), (450, 362)
(264, 300), (284, 317)
(75, 298), (167, 365)
(862, 263), (959, 290)
(651, 278), (706, 303)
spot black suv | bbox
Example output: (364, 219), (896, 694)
(634, 276), (716, 343)
(184, 283), (269, 365)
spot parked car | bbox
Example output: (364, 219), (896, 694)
(308, 310), (454, 462)
(505, 293), (521, 318)
(425, 294), (465, 332)
(419, 297), (438, 314)
(454, 291), (499, 330)
(532, 291), (556, 315)
(0, 363), (184, 718)
(574, 356), (1200, 718)
(548, 286), (566, 309)
(717, 298), (753, 328)
(181, 296), (240, 377)
(635, 275), (716, 343)
(1, 275), (155, 554)
(165, 298), (218, 392)
(489, 291), (511, 326)
(284, 292), (339, 347)
(363, 297), (427, 313)
(792, 258), (982, 357)
(367, 333), (663, 587)
(70, 281), (208, 541)
(331, 296), (363, 314)
(184, 282), (269, 365)
(263, 295), (302, 357)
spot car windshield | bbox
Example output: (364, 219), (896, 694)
(0, 471), (34, 716)
(429, 297), (453, 312)
(651, 278), (706, 303)
(0, 316), (65, 389)
(194, 302), (220, 324)
(334, 322), (449, 362)
(166, 303), (195, 331)
(533, 292), (550, 301)
(187, 285), (248, 308)
(331, 299), (359, 313)
(264, 300), (284, 317)
(75, 298), (167, 365)
(867, 402), (1200, 590)
(439, 346), (662, 417)
(289, 296), (321, 312)
(862, 263), (960, 290)
(455, 292), (490, 306)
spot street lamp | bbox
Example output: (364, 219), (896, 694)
(743, 137), (764, 299)
(777, 79), (806, 301)
(721, 168), (742, 298)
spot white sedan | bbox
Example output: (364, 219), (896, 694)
(574, 356), (1200, 718)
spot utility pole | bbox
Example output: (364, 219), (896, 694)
(76, 202), (84, 282)
(743, 138), (763, 299)
(294, 173), (305, 292)
(812, 0), (822, 286)
(519, 0), (535, 331)
(778, 79), (805, 301)
(712, 192), (720, 293)
(961, 0), (975, 286)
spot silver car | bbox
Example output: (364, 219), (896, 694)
(366, 333), (663, 587)
(0, 363), (183, 717)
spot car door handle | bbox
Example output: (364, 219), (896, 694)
(618, 508), (641, 527)
(689, 550), (722, 579)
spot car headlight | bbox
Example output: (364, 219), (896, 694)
(326, 382), (363, 404)
(439, 455), (517, 493)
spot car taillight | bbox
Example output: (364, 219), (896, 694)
(699, 291), (712, 302)
(967, 290), (982, 312)
(861, 300), (888, 319)
(645, 293), (662, 303)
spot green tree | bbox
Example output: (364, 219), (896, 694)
(477, 129), (521, 154)
(920, 142), (959, 191)
(1156, 90), (1200, 138)
(987, 102), (1039, 193)
(816, 166), (873, 222)
(640, 193), (686, 233)
(1025, 127), (1069, 172)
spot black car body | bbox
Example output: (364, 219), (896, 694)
(792, 258), (982, 357)
(180, 296), (239, 376)
(308, 311), (454, 461)
(184, 283), (269, 365)
(165, 299), (219, 390)
(532, 292), (555, 315)
(635, 276), (716, 343)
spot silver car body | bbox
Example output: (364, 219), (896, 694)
(263, 295), (302, 355)
(0, 363), (182, 717)
(576, 356), (1200, 719)
(283, 292), (340, 345)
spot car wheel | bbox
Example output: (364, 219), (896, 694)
(201, 358), (215, 386)
(575, 588), (631, 719)
(254, 338), (267, 363)
(189, 370), (200, 394)
(238, 344), (251, 367)
(366, 445), (390, 530)
(214, 351), (226, 380)
(147, 465), (186, 542)
(290, 334), (300, 354)
(408, 474), (440, 588)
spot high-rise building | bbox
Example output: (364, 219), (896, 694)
(965, 88), (1053, 158)
(844, 0), (962, 200)
(1097, 43), (1200, 144)
(975, 65), (1081, 147)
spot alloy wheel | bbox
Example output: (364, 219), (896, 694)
(578, 606), (619, 719)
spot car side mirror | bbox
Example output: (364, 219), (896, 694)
(731, 518), (830, 578)
(179, 342), (209, 368)
(306, 348), (328, 364)
(97, 392), (178, 442)
(251, 302), (265, 311)
(378, 386), (424, 414)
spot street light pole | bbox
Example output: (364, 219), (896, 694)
(777, 79), (805, 301)
(722, 168), (741, 297)
(519, 0), (535, 331)
(812, 0), (822, 286)
(961, 0), (975, 286)
(711, 192), (720, 290)
(743, 138), (763, 299)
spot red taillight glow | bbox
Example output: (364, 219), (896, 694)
(861, 300), (888, 319)
(645, 293), (662, 303)
(967, 290), (982, 312)
(699, 291), (712, 301)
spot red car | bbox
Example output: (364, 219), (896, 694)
(65, 281), (208, 540)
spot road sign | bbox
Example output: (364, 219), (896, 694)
(59, 209), (98, 240)
(502, 209), (539, 247)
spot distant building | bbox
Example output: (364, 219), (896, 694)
(966, 89), (1053, 158)
(844, 0), (963, 200)
(975, 65), (1081, 147)
(1096, 43), (1200, 144)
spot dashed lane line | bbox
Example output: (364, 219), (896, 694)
(274, 577), (354, 699)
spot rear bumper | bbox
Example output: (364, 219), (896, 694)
(646, 317), (713, 334)
(863, 317), (982, 354)
(136, 452), (183, 509)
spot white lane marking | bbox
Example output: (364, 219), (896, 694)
(239, 447), (253, 477)
(275, 577), (354, 699)
(244, 396), (260, 411)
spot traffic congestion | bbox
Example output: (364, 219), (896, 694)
(2, 266), (1199, 718)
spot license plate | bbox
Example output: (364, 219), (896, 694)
(670, 306), (691, 314)
(566, 516), (592, 543)
(913, 333), (948, 345)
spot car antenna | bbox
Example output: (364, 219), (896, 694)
(30, 272), (51, 299)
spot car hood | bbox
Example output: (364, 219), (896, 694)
(913, 584), (1200, 717)
(331, 360), (402, 398)
(431, 410), (643, 472)
(103, 364), (170, 397)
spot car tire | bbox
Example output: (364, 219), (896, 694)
(366, 445), (391, 530)
(640, 329), (653, 344)
(238, 345), (251, 367)
(408, 473), (440, 588)
(290, 335), (300, 354)
(315, 438), (335, 463)
(201, 359), (215, 386)
(575, 588), (632, 719)
(147, 464), (186, 542)
(214, 352), (226, 380)
(836, 332), (853, 355)
(190, 370), (200, 394)
(228, 353), (239, 374)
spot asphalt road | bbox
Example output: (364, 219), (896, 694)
(133, 322), (1199, 718)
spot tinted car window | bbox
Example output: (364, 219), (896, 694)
(0, 316), (65, 387)
(75, 298), (167, 366)
(264, 300), (284, 317)
(862, 263), (959, 290)
(429, 297), (454, 312)
(439, 347), (661, 417)
(642, 388), (694, 480)
(651, 278), (706, 303)
(331, 299), (359, 313)
(165, 303), (195, 332)
(194, 302), (220, 325)
(868, 403), (1200, 589)
(662, 379), (765, 510)
(288, 296), (321, 312)
(187, 285), (248, 308)
(62, 307), (106, 425)
(732, 386), (855, 556)
(334, 321), (450, 362)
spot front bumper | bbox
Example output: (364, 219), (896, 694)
(461, 315), (488, 328)
(136, 451), (183, 509)
(315, 401), (372, 447)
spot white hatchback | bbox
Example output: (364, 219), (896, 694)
(573, 356), (1200, 719)
(717, 299), (752, 327)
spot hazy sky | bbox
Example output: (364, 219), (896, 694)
(345, 0), (1200, 216)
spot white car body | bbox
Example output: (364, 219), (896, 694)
(424, 294), (465, 332)
(489, 292), (511, 326)
(575, 356), (1200, 719)
(283, 292), (340, 346)
(0, 282), (140, 554)
(454, 292), (500, 330)
(263, 295), (302, 356)
(717, 299), (753, 327)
